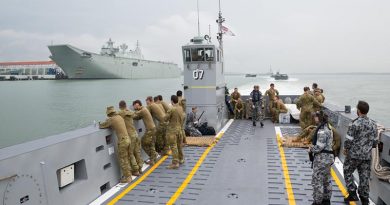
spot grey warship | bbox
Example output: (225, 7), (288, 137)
(1, 4), (390, 205)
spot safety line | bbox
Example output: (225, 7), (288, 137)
(276, 133), (296, 205)
(107, 155), (169, 205)
(166, 119), (234, 204)
(331, 168), (357, 205)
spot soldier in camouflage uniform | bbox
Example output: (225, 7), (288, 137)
(165, 95), (186, 169)
(154, 96), (165, 114)
(270, 96), (288, 123)
(294, 120), (341, 156)
(146, 96), (168, 155)
(157, 95), (171, 113)
(309, 111), (334, 205)
(296, 87), (321, 129)
(250, 85), (264, 127)
(99, 106), (132, 183)
(343, 101), (377, 205)
(133, 100), (159, 165)
(177, 90), (187, 144)
(265, 83), (279, 117)
(118, 101), (142, 175)
(185, 107), (202, 136)
(234, 98), (244, 119)
(230, 88), (241, 110)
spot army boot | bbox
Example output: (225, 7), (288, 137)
(132, 171), (140, 177)
(311, 202), (321, 205)
(253, 121), (256, 126)
(179, 159), (185, 164)
(260, 122), (264, 127)
(321, 199), (331, 205)
(167, 163), (179, 169)
(120, 176), (132, 183)
(145, 159), (155, 166)
(344, 191), (359, 202)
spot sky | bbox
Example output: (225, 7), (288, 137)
(0, 0), (389, 73)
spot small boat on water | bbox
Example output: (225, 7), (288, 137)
(271, 71), (288, 80)
(245, 73), (256, 77)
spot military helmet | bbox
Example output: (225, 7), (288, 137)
(106, 106), (116, 115)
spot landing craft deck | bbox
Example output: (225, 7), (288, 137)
(101, 120), (351, 205)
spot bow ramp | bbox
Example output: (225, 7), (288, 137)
(101, 120), (351, 205)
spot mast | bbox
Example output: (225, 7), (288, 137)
(216, 0), (225, 51)
(197, 0), (200, 36)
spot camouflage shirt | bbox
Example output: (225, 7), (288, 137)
(310, 124), (333, 154)
(344, 115), (377, 160)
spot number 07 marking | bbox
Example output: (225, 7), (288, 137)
(193, 69), (204, 80)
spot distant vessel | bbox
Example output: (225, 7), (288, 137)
(271, 71), (289, 80)
(48, 39), (181, 79)
(245, 74), (256, 77)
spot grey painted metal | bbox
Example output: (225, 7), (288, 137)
(182, 38), (228, 131)
(0, 125), (123, 205)
(48, 44), (180, 79)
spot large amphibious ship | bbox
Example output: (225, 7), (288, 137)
(1, 5), (390, 205)
(48, 39), (181, 79)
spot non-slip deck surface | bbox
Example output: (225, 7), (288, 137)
(105, 120), (350, 205)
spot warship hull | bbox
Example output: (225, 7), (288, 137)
(48, 45), (181, 79)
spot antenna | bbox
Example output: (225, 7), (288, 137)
(197, 0), (200, 36)
(208, 24), (211, 40)
(217, 0), (225, 49)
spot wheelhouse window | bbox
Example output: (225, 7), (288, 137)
(191, 48), (204, 61)
(205, 48), (214, 61)
(184, 49), (191, 62)
(217, 49), (220, 62)
(132, 62), (138, 66)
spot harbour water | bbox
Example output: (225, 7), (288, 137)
(0, 73), (389, 148)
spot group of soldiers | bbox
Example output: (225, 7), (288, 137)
(296, 83), (326, 130)
(308, 101), (377, 205)
(228, 83), (288, 126)
(99, 91), (187, 183)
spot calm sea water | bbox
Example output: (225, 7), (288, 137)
(0, 74), (389, 148)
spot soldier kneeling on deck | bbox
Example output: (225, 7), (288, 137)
(309, 111), (334, 205)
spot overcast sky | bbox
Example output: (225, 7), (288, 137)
(0, 0), (389, 73)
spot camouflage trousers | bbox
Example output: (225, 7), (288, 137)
(155, 122), (168, 154)
(133, 134), (143, 171)
(166, 127), (184, 164)
(234, 109), (243, 119)
(312, 153), (334, 204)
(296, 125), (316, 143)
(128, 130), (141, 172)
(271, 108), (288, 123)
(185, 125), (202, 137)
(343, 156), (371, 199)
(252, 101), (264, 122)
(141, 128), (158, 163)
(117, 135), (132, 178)
(300, 109), (314, 129)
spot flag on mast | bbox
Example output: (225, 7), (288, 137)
(221, 25), (235, 36)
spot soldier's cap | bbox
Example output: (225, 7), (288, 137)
(106, 106), (116, 115)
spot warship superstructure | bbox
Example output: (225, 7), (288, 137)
(48, 39), (181, 79)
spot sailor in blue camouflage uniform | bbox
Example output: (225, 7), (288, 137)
(343, 101), (377, 205)
(309, 111), (334, 205)
(250, 85), (264, 127)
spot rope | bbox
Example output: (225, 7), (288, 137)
(372, 125), (390, 182)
